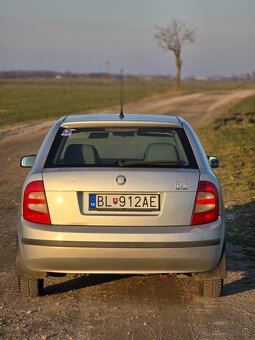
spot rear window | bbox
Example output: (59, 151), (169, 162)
(45, 127), (198, 168)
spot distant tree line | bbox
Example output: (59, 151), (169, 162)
(0, 70), (113, 79)
(0, 70), (254, 81)
(0, 71), (170, 80)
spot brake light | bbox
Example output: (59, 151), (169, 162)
(191, 181), (219, 225)
(23, 180), (51, 224)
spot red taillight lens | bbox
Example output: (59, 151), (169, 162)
(23, 180), (51, 224)
(191, 181), (219, 225)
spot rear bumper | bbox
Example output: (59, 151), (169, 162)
(18, 217), (225, 275)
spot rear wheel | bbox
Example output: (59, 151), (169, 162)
(199, 278), (223, 298)
(18, 277), (44, 298)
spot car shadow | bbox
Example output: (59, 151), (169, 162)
(43, 274), (133, 296)
(223, 275), (255, 297)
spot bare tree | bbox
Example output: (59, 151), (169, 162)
(154, 18), (196, 88)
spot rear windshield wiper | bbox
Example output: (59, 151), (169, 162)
(116, 160), (185, 167)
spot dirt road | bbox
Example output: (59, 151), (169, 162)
(0, 90), (254, 339)
(124, 88), (255, 127)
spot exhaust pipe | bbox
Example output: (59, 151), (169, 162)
(160, 274), (170, 279)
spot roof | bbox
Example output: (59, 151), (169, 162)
(61, 114), (182, 128)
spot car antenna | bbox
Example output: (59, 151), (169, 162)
(119, 68), (124, 119)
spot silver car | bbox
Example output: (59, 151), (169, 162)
(17, 114), (226, 298)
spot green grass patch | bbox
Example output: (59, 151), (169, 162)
(229, 94), (255, 114)
(213, 94), (255, 129)
(197, 125), (255, 205)
(0, 78), (171, 126)
(180, 79), (255, 93)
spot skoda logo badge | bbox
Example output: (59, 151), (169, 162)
(116, 175), (126, 185)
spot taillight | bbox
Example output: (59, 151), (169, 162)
(191, 181), (219, 225)
(23, 180), (51, 224)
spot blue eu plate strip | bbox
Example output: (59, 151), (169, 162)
(89, 194), (96, 209)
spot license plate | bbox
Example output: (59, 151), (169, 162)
(89, 193), (159, 211)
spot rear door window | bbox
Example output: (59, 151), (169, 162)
(45, 127), (198, 168)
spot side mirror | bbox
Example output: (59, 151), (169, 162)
(207, 156), (219, 169)
(20, 155), (36, 168)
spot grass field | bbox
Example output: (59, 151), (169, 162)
(198, 125), (255, 206)
(1, 78), (255, 126)
(0, 78), (171, 126)
(178, 79), (255, 93)
(229, 94), (255, 114)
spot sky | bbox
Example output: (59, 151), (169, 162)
(0, 0), (255, 76)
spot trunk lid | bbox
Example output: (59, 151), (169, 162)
(43, 168), (199, 226)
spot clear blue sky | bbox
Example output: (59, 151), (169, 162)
(0, 0), (254, 76)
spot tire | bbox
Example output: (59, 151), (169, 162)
(18, 277), (44, 298)
(199, 278), (223, 298)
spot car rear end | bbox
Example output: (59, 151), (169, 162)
(17, 114), (226, 297)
